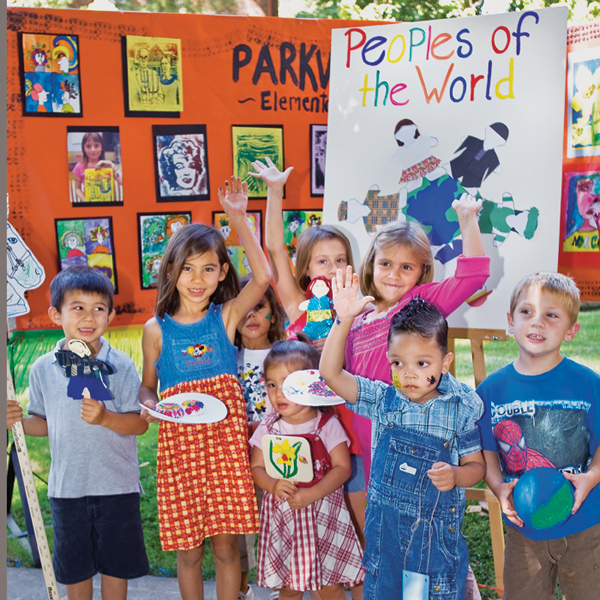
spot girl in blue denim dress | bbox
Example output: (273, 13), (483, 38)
(139, 177), (271, 600)
(321, 271), (487, 600)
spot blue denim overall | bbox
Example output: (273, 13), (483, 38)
(363, 412), (468, 599)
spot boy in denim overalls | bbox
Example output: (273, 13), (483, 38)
(321, 267), (486, 600)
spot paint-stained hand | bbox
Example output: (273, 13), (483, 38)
(249, 157), (293, 188)
(427, 461), (458, 491)
(80, 396), (106, 426)
(7, 400), (23, 430)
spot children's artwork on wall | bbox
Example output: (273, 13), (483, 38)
(7, 220), (46, 318)
(19, 32), (81, 116)
(562, 171), (600, 252)
(232, 125), (284, 199)
(212, 210), (262, 276)
(310, 124), (327, 196)
(567, 46), (600, 158)
(138, 212), (192, 289)
(67, 127), (123, 206)
(282, 209), (323, 267)
(123, 35), (183, 116)
(153, 125), (209, 201)
(325, 8), (568, 331)
(55, 217), (118, 291)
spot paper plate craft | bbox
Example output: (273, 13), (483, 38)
(262, 434), (314, 483)
(55, 338), (114, 401)
(513, 467), (574, 531)
(141, 392), (227, 424)
(282, 369), (344, 406)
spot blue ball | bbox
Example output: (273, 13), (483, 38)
(513, 467), (574, 530)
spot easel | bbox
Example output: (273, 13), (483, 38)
(7, 357), (64, 600)
(448, 328), (508, 598)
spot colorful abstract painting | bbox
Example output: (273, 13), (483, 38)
(55, 217), (117, 291)
(232, 126), (284, 199)
(282, 209), (322, 267)
(138, 212), (192, 289)
(124, 35), (182, 116)
(212, 211), (262, 276)
(562, 171), (600, 252)
(19, 32), (81, 116)
(153, 125), (209, 201)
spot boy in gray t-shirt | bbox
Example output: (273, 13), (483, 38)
(7, 266), (149, 599)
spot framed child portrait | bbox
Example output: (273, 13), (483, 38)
(310, 124), (327, 197)
(138, 212), (192, 289)
(55, 217), (118, 292)
(67, 127), (123, 206)
(232, 125), (284, 199)
(212, 210), (262, 276)
(19, 32), (82, 116)
(153, 125), (210, 202)
(123, 35), (183, 117)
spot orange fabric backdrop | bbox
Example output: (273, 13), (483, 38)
(7, 7), (362, 329)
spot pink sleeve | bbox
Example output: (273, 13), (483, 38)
(249, 421), (268, 449)
(321, 415), (350, 453)
(72, 161), (85, 180)
(417, 254), (490, 318)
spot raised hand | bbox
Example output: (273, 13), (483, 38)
(218, 176), (249, 222)
(452, 192), (483, 218)
(331, 266), (374, 322)
(249, 157), (294, 188)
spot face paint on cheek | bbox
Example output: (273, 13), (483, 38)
(392, 371), (402, 391)
(426, 375), (437, 387)
(265, 312), (272, 322)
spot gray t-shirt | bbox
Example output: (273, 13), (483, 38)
(27, 337), (142, 498)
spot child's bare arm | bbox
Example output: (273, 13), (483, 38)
(219, 177), (271, 341)
(139, 318), (162, 424)
(287, 441), (351, 510)
(7, 400), (48, 436)
(453, 194), (485, 257)
(251, 158), (304, 322)
(563, 446), (600, 514)
(250, 446), (298, 502)
(320, 267), (373, 403)
(428, 450), (486, 491)
(484, 449), (523, 526)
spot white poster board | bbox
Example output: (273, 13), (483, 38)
(325, 8), (567, 330)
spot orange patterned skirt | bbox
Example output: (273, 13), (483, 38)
(156, 373), (259, 551)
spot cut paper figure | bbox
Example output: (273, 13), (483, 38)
(299, 277), (334, 340)
(494, 420), (555, 478)
(55, 339), (114, 401)
(7, 220), (45, 318)
(446, 122), (509, 193)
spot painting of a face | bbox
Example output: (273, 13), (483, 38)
(173, 153), (197, 189)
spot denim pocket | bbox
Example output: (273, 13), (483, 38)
(169, 331), (224, 377)
(379, 436), (439, 494)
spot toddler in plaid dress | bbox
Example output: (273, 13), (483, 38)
(250, 339), (365, 599)
(140, 177), (271, 600)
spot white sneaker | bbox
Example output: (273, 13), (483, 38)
(238, 584), (255, 600)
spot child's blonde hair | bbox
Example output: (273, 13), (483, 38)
(154, 223), (239, 318)
(295, 225), (354, 292)
(360, 221), (433, 302)
(510, 272), (581, 326)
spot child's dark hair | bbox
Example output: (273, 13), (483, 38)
(263, 336), (319, 377)
(154, 223), (239, 318)
(388, 297), (448, 354)
(50, 266), (114, 313)
(235, 276), (287, 349)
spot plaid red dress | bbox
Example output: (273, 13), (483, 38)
(256, 416), (365, 591)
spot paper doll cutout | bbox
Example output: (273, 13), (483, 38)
(7, 220), (45, 318)
(55, 339), (114, 401)
(262, 434), (314, 483)
(299, 277), (334, 340)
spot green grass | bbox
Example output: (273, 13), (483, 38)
(8, 307), (600, 596)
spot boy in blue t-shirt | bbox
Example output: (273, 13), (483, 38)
(7, 266), (149, 600)
(477, 272), (600, 599)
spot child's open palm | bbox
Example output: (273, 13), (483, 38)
(218, 177), (249, 221)
(452, 193), (483, 218)
(249, 157), (293, 188)
(332, 266), (374, 322)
